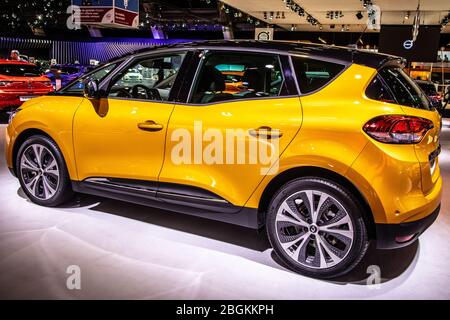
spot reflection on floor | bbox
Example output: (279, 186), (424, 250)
(0, 123), (449, 299)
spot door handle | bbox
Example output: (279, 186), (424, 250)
(249, 126), (283, 139)
(137, 120), (164, 132)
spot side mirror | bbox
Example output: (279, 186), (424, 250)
(83, 78), (99, 99)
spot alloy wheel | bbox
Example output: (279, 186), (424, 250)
(275, 190), (354, 269)
(20, 144), (60, 200)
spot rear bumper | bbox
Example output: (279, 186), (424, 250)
(375, 204), (440, 249)
(0, 91), (52, 109)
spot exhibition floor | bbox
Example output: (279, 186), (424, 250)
(0, 123), (449, 300)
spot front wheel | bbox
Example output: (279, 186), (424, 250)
(266, 177), (369, 279)
(16, 135), (73, 206)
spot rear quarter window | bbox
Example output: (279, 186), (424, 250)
(366, 68), (431, 110)
(291, 56), (345, 94)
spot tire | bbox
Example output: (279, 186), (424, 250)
(16, 135), (73, 207)
(266, 177), (369, 279)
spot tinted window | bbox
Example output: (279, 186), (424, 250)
(62, 63), (117, 94)
(378, 68), (431, 110)
(108, 53), (185, 102)
(190, 52), (284, 104)
(366, 75), (396, 103)
(0, 64), (41, 77)
(416, 82), (437, 95)
(291, 56), (345, 94)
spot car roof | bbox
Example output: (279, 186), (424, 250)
(0, 59), (36, 66)
(117, 40), (404, 69)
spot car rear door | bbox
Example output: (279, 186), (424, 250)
(158, 50), (302, 209)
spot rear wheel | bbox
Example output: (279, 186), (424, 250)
(266, 177), (369, 279)
(16, 135), (73, 206)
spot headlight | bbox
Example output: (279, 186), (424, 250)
(8, 108), (20, 124)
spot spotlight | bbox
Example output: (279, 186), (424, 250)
(405, 11), (410, 20)
(356, 11), (364, 20)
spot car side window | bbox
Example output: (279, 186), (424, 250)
(62, 63), (118, 94)
(377, 68), (431, 110)
(189, 51), (284, 104)
(291, 56), (345, 94)
(365, 75), (396, 104)
(108, 53), (186, 102)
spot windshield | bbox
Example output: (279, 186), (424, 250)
(0, 64), (41, 77)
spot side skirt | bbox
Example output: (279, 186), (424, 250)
(71, 179), (259, 229)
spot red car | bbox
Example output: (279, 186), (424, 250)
(0, 59), (53, 110)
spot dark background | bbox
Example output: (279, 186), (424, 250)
(379, 25), (442, 62)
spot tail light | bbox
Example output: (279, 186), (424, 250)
(0, 81), (11, 87)
(363, 115), (434, 144)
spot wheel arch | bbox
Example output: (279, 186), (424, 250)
(12, 129), (57, 176)
(257, 166), (376, 239)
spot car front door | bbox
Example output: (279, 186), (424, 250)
(72, 51), (189, 185)
(158, 50), (302, 209)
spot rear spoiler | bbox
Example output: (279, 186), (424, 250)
(351, 50), (406, 70)
(377, 56), (406, 70)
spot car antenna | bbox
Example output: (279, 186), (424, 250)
(348, 25), (368, 50)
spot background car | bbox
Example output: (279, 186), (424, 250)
(45, 64), (88, 88)
(0, 59), (53, 110)
(415, 79), (443, 109)
(122, 68), (144, 82)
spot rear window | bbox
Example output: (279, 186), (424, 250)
(367, 68), (431, 110)
(291, 56), (345, 94)
(0, 64), (41, 77)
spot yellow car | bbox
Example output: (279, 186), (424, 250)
(5, 41), (442, 278)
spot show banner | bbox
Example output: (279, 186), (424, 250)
(71, 0), (139, 28)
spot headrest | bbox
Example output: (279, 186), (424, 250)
(243, 69), (265, 92)
(197, 66), (225, 92)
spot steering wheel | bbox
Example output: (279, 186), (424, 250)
(115, 88), (133, 98)
(131, 84), (162, 101)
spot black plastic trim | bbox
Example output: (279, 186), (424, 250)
(72, 180), (259, 229)
(375, 204), (440, 249)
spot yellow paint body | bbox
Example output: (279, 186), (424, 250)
(5, 64), (441, 225)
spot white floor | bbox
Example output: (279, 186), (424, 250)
(0, 123), (449, 299)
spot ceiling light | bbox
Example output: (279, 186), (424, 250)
(405, 11), (410, 20)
